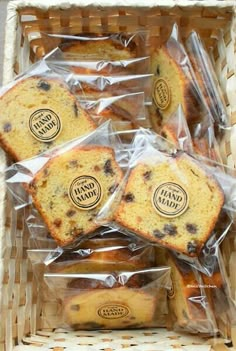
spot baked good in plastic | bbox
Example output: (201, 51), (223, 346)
(28, 145), (123, 247)
(167, 254), (217, 333)
(114, 151), (224, 256)
(0, 76), (96, 161)
(49, 234), (156, 273)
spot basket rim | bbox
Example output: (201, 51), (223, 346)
(6, 0), (236, 11)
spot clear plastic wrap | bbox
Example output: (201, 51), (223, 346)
(72, 74), (153, 103)
(150, 23), (212, 133)
(5, 122), (127, 248)
(160, 105), (193, 153)
(38, 32), (150, 61)
(28, 228), (156, 272)
(46, 48), (150, 75)
(0, 59), (96, 162)
(79, 93), (150, 142)
(44, 267), (171, 330)
(167, 253), (218, 335)
(185, 31), (229, 129)
(97, 132), (236, 259)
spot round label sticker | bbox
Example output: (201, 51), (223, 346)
(152, 182), (189, 218)
(97, 304), (130, 320)
(153, 78), (171, 110)
(29, 109), (62, 142)
(68, 175), (103, 211)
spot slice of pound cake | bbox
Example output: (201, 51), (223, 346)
(63, 272), (161, 329)
(0, 76), (96, 161)
(28, 145), (123, 247)
(150, 45), (203, 131)
(114, 152), (224, 256)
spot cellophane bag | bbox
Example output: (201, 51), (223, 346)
(97, 131), (236, 261)
(79, 92), (151, 143)
(0, 59), (96, 162)
(5, 122), (128, 249)
(159, 105), (193, 153)
(44, 267), (171, 330)
(36, 31), (150, 61)
(46, 47), (150, 76)
(71, 73), (153, 103)
(185, 31), (229, 130)
(150, 23), (213, 133)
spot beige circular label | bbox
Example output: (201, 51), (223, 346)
(152, 182), (189, 218)
(98, 304), (130, 320)
(29, 109), (62, 142)
(68, 175), (103, 211)
(153, 78), (171, 110)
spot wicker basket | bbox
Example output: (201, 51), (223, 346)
(1, 1), (236, 350)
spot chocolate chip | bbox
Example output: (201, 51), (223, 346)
(156, 65), (160, 76)
(3, 122), (11, 133)
(153, 229), (165, 239)
(94, 165), (101, 172)
(37, 80), (51, 91)
(53, 218), (62, 227)
(108, 183), (118, 195)
(49, 201), (54, 209)
(187, 240), (198, 254)
(104, 159), (114, 176)
(71, 304), (80, 311)
(66, 209), (76, 217)
(43, 168), (49, 177)
(69, 160), (78, 168)
(186, 223), (198, 234)
(123, 192), (135, 202)
(161, 131), (167, 139)
(163, 224), (177, 236)
(143, 170), (152, 180)
(74, 103), (79, 117)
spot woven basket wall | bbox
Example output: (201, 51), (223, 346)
(0, 1), (236, 350)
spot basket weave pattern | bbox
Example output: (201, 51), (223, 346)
(0, 1), (236, 350)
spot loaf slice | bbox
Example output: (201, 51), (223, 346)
(114, 152), (224, 256)
(150, 45), (203, 132)
(167, 254), (216, 333)
(0, 76), (96, 161)
(60, 39), (136, 61)
(63, 272), (159, 329)
(28, 145), (123, 246)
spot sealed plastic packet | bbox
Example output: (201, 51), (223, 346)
(159, 105), (194, 153)
(46, 47), (151, 76)
(41, 31), (150, 60)
(192, 122), (223, 164)
(167, 253), (218, 335)
(28, 228), (157, 274)
(150, 23), (213, 132)
(79, 92), (151, 142)
(72, 73), (153, 104)
(5, 122), (127, 248)
(185, 30), (229, 130)
(97, 131), (236, 259)
(44, 267), (171, 330)
(0, 59), (96, 162)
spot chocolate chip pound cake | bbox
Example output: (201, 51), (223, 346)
(150, 45), (203, 131)
(28, 146), (123, 247)
(114, 152), (224, 256)
(0, 76), (96, 161)
(167, 254), (216, 333)
(63, 271), (164, 329)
